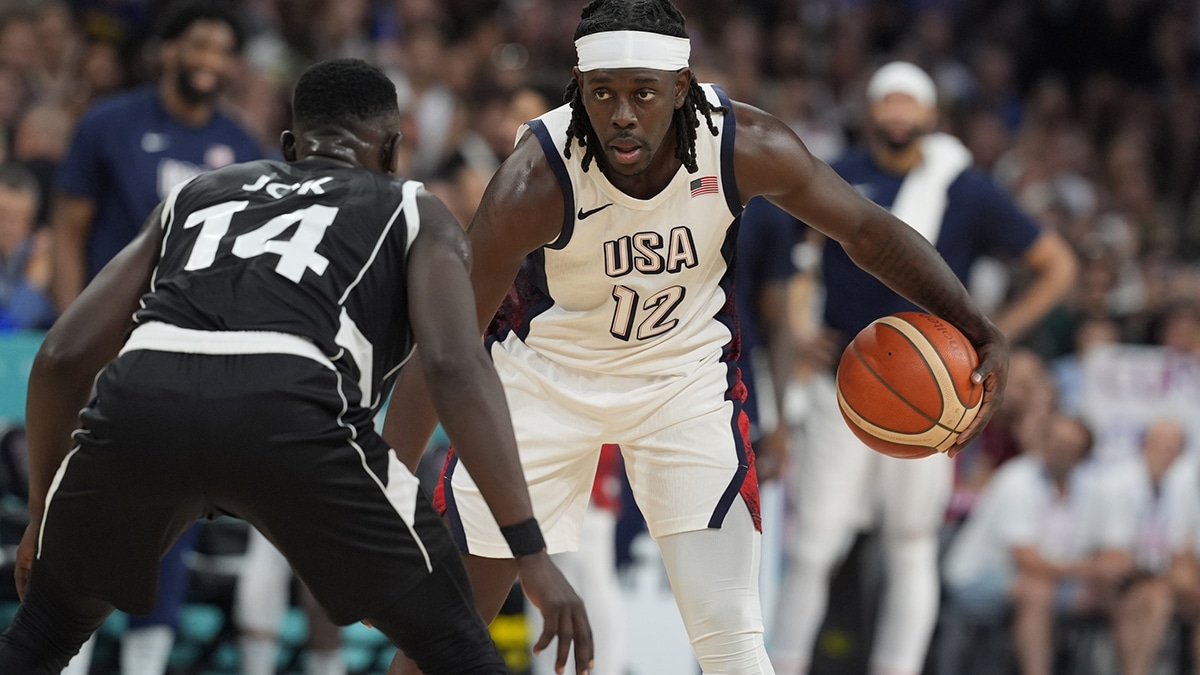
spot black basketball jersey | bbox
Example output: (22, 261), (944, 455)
(135, 158), (421, 412)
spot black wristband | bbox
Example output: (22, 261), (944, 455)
(500, 517), (546, 557)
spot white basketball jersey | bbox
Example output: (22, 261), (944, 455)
(492, 84), (743, 377)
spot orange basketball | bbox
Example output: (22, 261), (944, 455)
(835, 312), (982, 459)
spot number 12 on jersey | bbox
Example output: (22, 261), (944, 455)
(610, 284), (686, 341)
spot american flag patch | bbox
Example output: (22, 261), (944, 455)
(690, 176), (718, 197)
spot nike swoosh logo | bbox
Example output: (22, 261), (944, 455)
(577, 203), (614, 220)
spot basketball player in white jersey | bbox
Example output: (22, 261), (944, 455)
(386, 2), (1010, 673)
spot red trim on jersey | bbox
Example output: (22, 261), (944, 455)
(735, 392), (762, 532)
(432, 448), (454, 516)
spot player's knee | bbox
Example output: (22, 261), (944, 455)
(691, 629), (772, 674)
(0, 571), (111, 673)
(679, 592), (767, 669)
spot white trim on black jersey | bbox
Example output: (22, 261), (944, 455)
(337, 180), (421, 306)
(401, 180), (422, 256)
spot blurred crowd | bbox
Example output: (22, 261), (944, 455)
(0, 0), (1196, 338)
(2, 0), (1200, 673)
(0, 0), (1198, 335)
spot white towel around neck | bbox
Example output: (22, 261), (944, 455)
(888, 132), (973, 244)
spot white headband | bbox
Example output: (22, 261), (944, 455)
(575, 30), (690, 72)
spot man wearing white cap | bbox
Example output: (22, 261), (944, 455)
(765, 61), (1078, 675)
(386, 5), (1012, 674)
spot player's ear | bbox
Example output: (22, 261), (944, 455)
(280, 131), (297, 162)
(674, 68), (691, 110)
(573, 67), (584, 91)
(382, 132), (403, 176)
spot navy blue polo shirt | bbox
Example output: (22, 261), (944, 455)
(57, 86), (262, 278)
(823, 147), (1041, 337)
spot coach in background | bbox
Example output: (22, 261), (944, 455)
(764, 61), (1078, 675)
(50, 0), (260, 312)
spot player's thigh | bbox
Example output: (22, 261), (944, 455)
(36, 353), (207, 614)
(236, 430), (459, 626)
(877, 452), (954, 537)
(444, 344), (605, 558)
(367, 549), (507, 675)
(619, 360), (756, 539)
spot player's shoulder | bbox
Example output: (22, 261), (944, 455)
(493, 129), (565, 209)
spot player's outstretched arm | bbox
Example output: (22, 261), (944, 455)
(731, 103), (1007, 453)
(406, 190), (592, 674)
(18, 204), (164, 598)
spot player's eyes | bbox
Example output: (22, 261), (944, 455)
(636, 90), (656, 101)
(593, 89), (612, 101)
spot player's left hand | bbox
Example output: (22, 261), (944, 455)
(517, 551), (593, 674)
(15, 519), (37, 602)
(946, 328), (1008, 457)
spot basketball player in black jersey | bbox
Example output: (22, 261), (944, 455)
(0, 58), (592, 675)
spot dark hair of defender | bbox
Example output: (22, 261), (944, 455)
(562, 0), (725, 173)
(291, 58), (400, 129)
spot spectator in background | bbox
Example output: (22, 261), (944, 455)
(1091, 418), (1193, 675)
(30, 1), (82, 105)
(941, 414), (1102, 675)
(0, 8), (38, 80)
(50, 0), (260, 313)
(12, 103), (74, 225)
(1050, 316), (1119, 416)
(73, 38), (125, 114)
(49, 3), (260, 673)
(0, 162), (53, 331)
(771, 62), (1077, 675)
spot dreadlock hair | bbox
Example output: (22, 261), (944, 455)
(562, 0), (724, 173)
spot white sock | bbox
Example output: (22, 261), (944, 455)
(240, 635), (278, 675)
(121, 625), (175, 675)
(307, 648), (347, 675)
(61, 633), (97, 675)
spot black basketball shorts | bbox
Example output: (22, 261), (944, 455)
(35, 347), (458, 626)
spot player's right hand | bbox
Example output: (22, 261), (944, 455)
(517, 551), (593, 674)
(947, 327), (1009, 457)
(15, 520), (37, 602)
